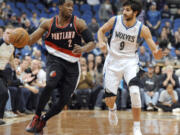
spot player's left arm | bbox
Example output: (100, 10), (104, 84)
(141, 25), (164, 60)
(72, 17), (96, 54)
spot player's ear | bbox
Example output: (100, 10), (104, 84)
(58, 5), (62, 10)
(134, 11), (138, 17)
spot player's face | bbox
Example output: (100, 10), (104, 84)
(122, 5), (135, 21)
(61, 0), (73, 18)
(3, 28), (12, 44)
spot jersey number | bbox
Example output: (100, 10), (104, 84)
(68, 39), (72, 48)
(119, 41), (125, 50)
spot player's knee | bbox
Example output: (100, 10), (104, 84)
(129, 76), (140, 87)
(129, 86), (141, 108)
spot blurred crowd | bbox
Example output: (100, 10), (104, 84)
(0, 0), (180, 119)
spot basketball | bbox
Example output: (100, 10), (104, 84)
(9, 28), (29, 48)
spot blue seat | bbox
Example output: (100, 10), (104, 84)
(81, 14), (92, 24)
(73, 11), (81, 17)
(40, 12), (49, 18)
(74, 4), (79, 11)
(36, 4), (45, 11)
(0, 19), (4, 26)
(30, 0), (39, 4)
(170, 47), (176, 57)
(82, 10), (93, 17)
(80, 4), (91, 12)
(16, 2), (25, 9)
(6, 2), (15, 8)
(13, 9), (21, 16)
(26, 3), (35, 10)
(93, 4), (100, 13)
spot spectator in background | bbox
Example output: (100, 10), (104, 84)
(115, 0), (126, 14)
(87, 53), (95, 63)
(159, 65), (180, 96)
(137, 8), (145, 24)
(154, 65), (161, 78)
(20, 12), (29, 27)
(8, 13), (20, 27)
(90, 55), (104, 109)
(74, 61), (94, 109)
(157, 83), (180, 112)
(49, 3), (58, 14)
(164, 22), (174, 44)
(0, 26), (4, 38)
(146, 2), (161, 37)
(158, 27), (169, 49)
(88, 17), (99, 36)
(87, 0), (100, 6)
(24, 20), (36, 34)
(138, 46), (151, 68)
(161, 4), (171, 19)
(2, 4), (12, 20)
(43, 0), (53, 9)
(174, 9), (180, 20)
(30, 12), (39, 28)
(99, 0), (113, 23)
(174, 28), (180, 59)
(142, 64), (159, 111)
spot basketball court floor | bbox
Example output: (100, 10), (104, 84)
(0, 110), (180, 135)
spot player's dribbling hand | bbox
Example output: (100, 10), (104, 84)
(72, 44), (83, 54)
(153, 49), (165, 60)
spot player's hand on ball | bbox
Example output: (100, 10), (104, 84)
(72, 44), (83, 54)
(153, 49), (164, 60)
(9, 28), (29, 48)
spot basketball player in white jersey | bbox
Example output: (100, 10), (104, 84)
(98, 0), (164, 135)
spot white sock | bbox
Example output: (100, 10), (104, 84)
(109, 103), (117, 111)
(133, 121), (140, 128)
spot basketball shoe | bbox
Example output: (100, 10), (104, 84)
(108, 104), (118, 126)
(26, 115), (40, 133)
(133, 125), (142, 135)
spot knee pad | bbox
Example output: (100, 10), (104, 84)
(104, 89), (116, 98)
(129, 86), (141, 108)
(129, 76), (140, 87)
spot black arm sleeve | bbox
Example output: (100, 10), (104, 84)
(81, 28), (94, 43)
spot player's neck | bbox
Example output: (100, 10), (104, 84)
(58, 14), (71, 26)
(123, 17), (137, 28)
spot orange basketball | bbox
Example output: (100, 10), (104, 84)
(9, 28), (29, 48)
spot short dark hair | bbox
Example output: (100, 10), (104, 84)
(58, 0), (73, 5)
(123, 0), (142, 17)
(59, 0), (65, 5)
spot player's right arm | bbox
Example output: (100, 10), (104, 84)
(28, 19), (51, 45)
(97, 17), (115, 48)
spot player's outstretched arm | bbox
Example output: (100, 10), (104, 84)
(141, 25), (164, 60)
(97, 16), (115, 48)
(28, 19), (50, 45)
(72, 17), (96, 54)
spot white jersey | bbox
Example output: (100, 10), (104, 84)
(108, 15), (143, 59)
(0, 39), (14, 70)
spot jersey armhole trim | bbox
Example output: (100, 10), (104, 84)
(137, 23), (143, 42)
(45, 17), (54, 38)
(112, 16), (117, 34)
(74, 16), (80, 35)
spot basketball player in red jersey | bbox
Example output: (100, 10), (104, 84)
(26, 0), (95, 133)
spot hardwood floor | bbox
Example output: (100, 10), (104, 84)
(0, 110), (180, 135)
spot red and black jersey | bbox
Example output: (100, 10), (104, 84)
(45, 15), (82, 63)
